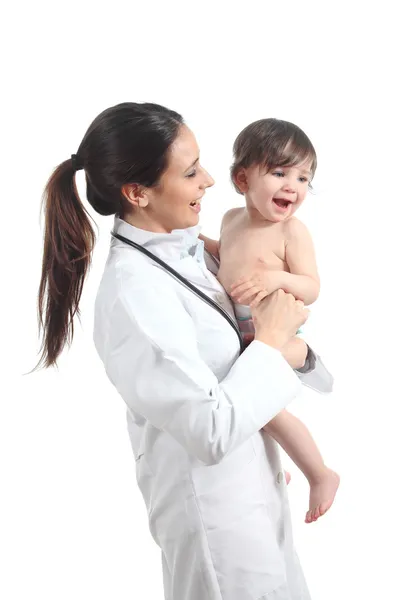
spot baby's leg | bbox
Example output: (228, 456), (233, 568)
(263, 409), (340, 523)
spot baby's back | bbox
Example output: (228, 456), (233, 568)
(218, 208), (290, 291)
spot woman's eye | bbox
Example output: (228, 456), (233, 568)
(186, 170), (197, 178)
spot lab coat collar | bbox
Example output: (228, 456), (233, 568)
(112, 216), (205, 263)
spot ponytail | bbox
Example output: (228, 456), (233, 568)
(36, 158), (96, 369)
(34, 101), (184, 370)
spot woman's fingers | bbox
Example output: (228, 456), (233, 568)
(250, 289), (269, 308)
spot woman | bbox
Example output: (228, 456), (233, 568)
(37, 102), (316, 599)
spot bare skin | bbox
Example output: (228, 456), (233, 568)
(265, 409), (340, 523)
(203, 209), (315, 373)
(200, 201), (340, 523)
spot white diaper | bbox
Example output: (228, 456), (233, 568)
(234, 303), (255, 336)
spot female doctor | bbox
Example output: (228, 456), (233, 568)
(37, 102), (315, 600)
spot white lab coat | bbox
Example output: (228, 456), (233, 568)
(93, 216), (311, 600)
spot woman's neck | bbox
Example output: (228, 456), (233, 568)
(121, 211), (171, 234)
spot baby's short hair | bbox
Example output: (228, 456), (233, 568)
(230, 118), (317, 194)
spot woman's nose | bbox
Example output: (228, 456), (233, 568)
(201, 168), (215, 189)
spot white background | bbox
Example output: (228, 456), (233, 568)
(1, 1), (399, 598)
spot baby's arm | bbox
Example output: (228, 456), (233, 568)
(199, 208), (240, 260)
(280, 217), (320, 305)
(230, 218), (320, 306)
(199, 234), (220, 259)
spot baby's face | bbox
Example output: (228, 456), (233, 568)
(244, 161), (312, 222)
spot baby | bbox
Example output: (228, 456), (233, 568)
(200, 119), (339, 523)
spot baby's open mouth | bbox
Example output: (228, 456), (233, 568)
(273, 198), (291, 208)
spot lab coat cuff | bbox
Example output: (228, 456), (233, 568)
(223, 340), (302, 429)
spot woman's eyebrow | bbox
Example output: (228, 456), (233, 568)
(184, 158), (199, 172)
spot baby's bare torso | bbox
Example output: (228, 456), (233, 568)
(218, 208), (290, 291)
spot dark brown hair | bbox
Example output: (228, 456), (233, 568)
(36, 102), (183, 370)
(230, 118), (317, 194)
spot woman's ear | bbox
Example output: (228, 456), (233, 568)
(121, 183), (149, 208)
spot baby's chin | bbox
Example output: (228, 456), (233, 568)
(259, 209), (294, 224)
(270, 204), (300, 223)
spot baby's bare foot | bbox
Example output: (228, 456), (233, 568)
(305, 468), (340, 524)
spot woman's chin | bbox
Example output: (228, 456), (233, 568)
(186, 213), (200, 227)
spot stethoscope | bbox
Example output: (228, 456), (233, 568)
(111, 232), (245, 354)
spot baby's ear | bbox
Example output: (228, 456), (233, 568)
(234, 168), (249, 194)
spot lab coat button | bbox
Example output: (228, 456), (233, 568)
(277, 471), (283, 484)
(216, 293), (225, 305)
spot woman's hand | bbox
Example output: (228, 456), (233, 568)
(251, 289), (309, 350)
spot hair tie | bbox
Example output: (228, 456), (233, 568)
(71, 154), (84, 172)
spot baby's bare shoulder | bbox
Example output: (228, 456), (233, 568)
(221, 206), (244, 227)
(283, 216), (309, 240)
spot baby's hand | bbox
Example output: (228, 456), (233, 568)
(230, 271), (281, 305)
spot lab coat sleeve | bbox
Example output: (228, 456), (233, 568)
(105, 279), (302, 465)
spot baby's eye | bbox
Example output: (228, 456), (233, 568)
(272, 171), (285, 178)
(299, 176), (309, 183)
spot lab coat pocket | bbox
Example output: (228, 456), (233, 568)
(191, 439), (256, 498)
(135, 452), (154, 515)
(191, 438), (288, 599)
(257, 582), (292, 599)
